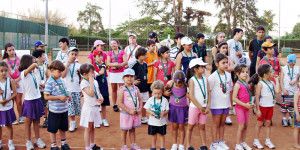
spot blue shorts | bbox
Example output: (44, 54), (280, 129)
(210, 108), (229, 115)
(294, 112), (300, 128)
(47, 111), (68, 133)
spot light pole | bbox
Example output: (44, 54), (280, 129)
(278, 0), (281, 51)
(109, 0), (111, 44)
(45, 0), (48, 53)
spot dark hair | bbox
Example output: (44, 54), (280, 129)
(3, 43), (16, 60)
(0, 61), (9, 69)
(174, 32), (185, 39)
(18, 55), (34, 72)
(211, 53), (228, 73)
(111, 39), (121, 50)
(233, 28), (243, 36)
(158, 46), (170, 57)
(148, 32), (159, 43)
(175, 45), (184, 59)
(263, 35), (273, 42)
(135, 47), (147, 59)
(214, 32), (225, 45)
(217, 41), (228, 49)
(234, 64), (248, 83)
(248, 64), (271, 84)
(173, 70), (185, 85)
(59, 38), (69, 46)
(32, 49), (45, 58)
(196, 33), (205, 39)
(256, 26), (265, 32)
(80, 63), (95, 75)
(146, 40), (156, 47)
(186, 65), (201, 82)
(49, 60), (65, 71)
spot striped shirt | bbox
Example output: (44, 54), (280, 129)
(170, 46), (179, 60)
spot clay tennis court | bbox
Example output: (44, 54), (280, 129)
(1, 52), (299, 150)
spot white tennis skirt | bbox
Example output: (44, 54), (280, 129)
(108, 72), (124, 84)
(16, 79), (24, 94)
(80, 106), (102, 128)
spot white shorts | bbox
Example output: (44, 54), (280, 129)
(16, 79), (24, 94)
(80, 106), (102, 128)
(140, 92), (149, 103)
(108, 72), (124, 84)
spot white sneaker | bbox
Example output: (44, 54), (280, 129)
(178, 144), (184, 150)
(19, 117), (25, 123)
(26, 141), (34, 150)
(34, 138), (46, 148)
(102, 119), (109, 127)
(265, 139), (275, 149)
(69, 121), (76, 132)
(171, 144), (178, 150)
(12, 120), (18, 125)
(235, 144), (243, 150)
(253, 140), (263, 149)
(141, 117), (148, 124)
(95, 124), (101, 128)
(225, 116), (232, 125)
(8, 143), (15, 150)
(209, 143), (223, 150)
(218, 141), (229, 150)
(241, 142), (252, 150)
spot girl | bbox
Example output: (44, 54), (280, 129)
(186, 58), (210, 150)
(232, 64), (254, 150)
(88, 40), (107, 64)
(175, 37), (197, 75)
(293, 76), (300, 149)
(211, 32), (226, 59)
(2, 43), (24, 124)
(0, 62), (17, 150)
(80, 63), (104, 150)
(208, 53), (233, 150)
(107, 39), (128, 112)
(117, 68), (143, 150)
(165, 70), (189, 150)
(125, 34), (141, 66)
(154, 46), (175, 85)
(251, 64), (279, 149)
(19, 55), (46, 150)
(211, 42), (235, 73)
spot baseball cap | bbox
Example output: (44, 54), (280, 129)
(262, 41), (276, 48)
(287, 54), (297, 63)
(93, 49), (104, 56)
(129, 33), (137, 38)
(34, 41), (47, 47)
(148, 32), (157, 38)
(123, 68), (135, 77)
(181, 37), (194, 45)
(189, 58), (208, 68)
(94, 40), (106, 47)
(69, 47), (79, 52)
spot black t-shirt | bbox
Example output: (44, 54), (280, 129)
(248, 37), (263, 67)
(192, 43), (207, 61)
(129, 61), (149, 92)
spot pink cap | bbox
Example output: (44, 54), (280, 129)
(94, 40), (106, 47)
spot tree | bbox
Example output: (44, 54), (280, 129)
(292, 23), (300, 39)
(77, 2), (104, 36)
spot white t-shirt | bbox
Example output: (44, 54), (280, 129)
(170, 46), (179, 60)
(227, 39), (243, 65)
(0, 78), (13, 111)
(259, 80), (275, 107)
(21, 71), (41, 100)
(144, 96), (169, 126)
(190, 76), (208, 108)
(33, 64), (47, 92)
(44, 53), (49, 65)
(63, 62), (81, 92)
(80, 79), (101, 108)
(125, 44), (141, 66)
(282, 65), (299, 95)
(208, 71), (233, 109)
(55, 50), (69, 64)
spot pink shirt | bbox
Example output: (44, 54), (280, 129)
(88, 52), (107, 64)
(154, 60), (175, 85)
(236, 81), (251, 109)
(121, 85), (140, 110)
(107, 50), (125, 73)
(7, 57), (21, 79)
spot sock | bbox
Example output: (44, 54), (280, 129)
(266, 138), (271, 142)
(61, 139), (66, 145)
(179, 144), (184, 148)
(283, 117), (287, 120)
(51, 142), (57, 147)
(254, 139), (259, 142)
(8, 140), (13, 144)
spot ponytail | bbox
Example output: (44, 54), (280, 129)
(175, 45), (184, 59)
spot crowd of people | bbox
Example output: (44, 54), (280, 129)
(0, 25), (299, 150)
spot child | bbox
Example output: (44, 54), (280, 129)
(251, 64), (280, 149)
(170, 33), (185, 61)
(208, 53), (233, 150)
(165, 70), (189, 150)
(293, 76), (300, 149)
(145, 40), (159, 97)
(175, 37), (197, 75)
(212, 42), (235, 73)
(80, 63), (104, 150)
(186, 58), (210, 150)
(62, 47), (81, 132)
(192, 33), (208, 62)
(232, 64), (254, 150)
(56, 38), (70, 63)
(211, 32), (226, 59)
(32, 50), (49, 128)
(117, 68), (142, 150)
(281, 54), (299, 126)
(144, 80), (169, 150)
(93, 49), (110, 127)
(44, 60), (72, 150)
(0, 61), (17, 150)
(249, 26), (265, 77)
(129, 47), (149, 124)
(227, 28), (243, 65)
(3, 43), (24, 124)
(154, 46), (175, 85)
(19, 55), (46, 150)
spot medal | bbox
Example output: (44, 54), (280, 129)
(102, 79), (105, 83)
(164, 77), (168, 81)
(262, 80), (275, 105)
(69, 63), (76, 83)
(11, 70), (14, 73)
(172, 91), (186, 104)
(194, 75), (207, 104)
(273, 99), (275, 104)
(41, 80), (45, 85)
(161, 59), (169, 82)
(144, 76), (146, 80)
(125, 86), (138, 111)
(71, 79), (73, 82)
(204, 99), (206, 103)
(175, 98), (180, 103)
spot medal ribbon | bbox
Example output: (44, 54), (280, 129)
(194, 75), (206, 103)
(217, 70), (227, 94)
(161, 59), (168, 79)
(8, 57), (17, 71)
(38, 65), (45, 80)
(113, 49), (120, 63)
(263, 56), (276, 71)
(262, 79), (275, 103)
(238, 79), (252, 103)
(288, 65), (294, 81)
(69, 63), (76, 81)
(183, 50), (192, 62)
(83, 78), (99, 99)
(30, 73), (38, 89)
(51, 76), (68, 97)
(125, 86), (138, 110)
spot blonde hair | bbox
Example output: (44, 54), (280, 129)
(151, 80), (165, 91)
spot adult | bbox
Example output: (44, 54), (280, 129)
(34, 41), (49, 65)
(88, 40), (107, 64)
(170, 32), (185, 62)
(148, 32), (161, 51)
(227, 28), (243, 65)
(124, 34), (141, 66)
(211, 32), (226, 59)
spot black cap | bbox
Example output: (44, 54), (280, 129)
(148, 32), (157, 38)
(174, 32), (185, 39)
(256, 26), (265, 32)
(196, 33), (205, 39)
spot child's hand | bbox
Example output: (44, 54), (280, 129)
(200, 107), (205, 113)
(59, 95), (68, 103)
(97, 98), (104, 104)
(88, 73), (94, 81)
(204, 107), (210, 114)
(160, 111), (164, 118)
(256, 110), (262, 118)
(129, 109), (136, 115)
(164, 89), (172, 97)
(134, 79), (141, 85)
(136, 108), (141, 115)
(15, 82), (20, 88)
(283, 89), (289, 95)
(68, 94), (72, 101)
(245, 103), (253, 109)
(150, 111), (155, 116)
(33, 63), (39, 69)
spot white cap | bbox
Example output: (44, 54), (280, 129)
(129, 33), (137, 38)
(181, 37), (194, 45)
(189, 58), (208, 68)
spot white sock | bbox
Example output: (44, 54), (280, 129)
(8, 140), (13, 144)
(254, 139), (259, 142)
(266, 138), (271, 142)
(179, 144), (184, 148)
(283, 117), (287, 120)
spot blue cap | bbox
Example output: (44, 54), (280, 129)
(123, 68), (135, 77)
(34, 41), (47, 47)
(287, 54), (297, 63)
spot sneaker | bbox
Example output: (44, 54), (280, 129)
(91, 144), (103, 150)
(95, 124), (101, 128)
(218, 141), (229, 150)
(113, 105), (119, 112)
(209, 143), (222, 150)
(282, 119), (288, 127)
(34, 138), (46, 148)
(51, 146), (60, 150)
(42, 119), (48, 128)
(265, 139), (275, 149)
(130, 143), (141, 150)
(235, 144), (243, 150)
(26, 141), (34, 150)
(240, 142), (252, 150)
(69, 121), (76, 132)
(187, 146), (195, 150)
(199, 146), (208, 150)
(121, 145), (129, 150)
(141, 117), (148, 124)
(12, 120), (18, 125)
(102, 119), (109, 127)
(288, 118), (292, 127)
(178, 145), (184, 150)
(171, 144), (178, 150)
(19, 117), (25, 123)
(8, 143), (15, 150)
(61, 144), (71, 150)
(253, 140), (263, 149)
(225, 116), (232, 125)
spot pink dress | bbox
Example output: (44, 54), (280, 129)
(107, 50), (125, 73)
(154, 60), (175, 85)
(235, 81), (251, 123)
(7, 57), (21, 79)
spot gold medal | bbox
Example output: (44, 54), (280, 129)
(175, 98), (179, 103)
(203, 99), (206, 103)
(102, 79), (105, 83)
(11, 70), (14, 73)
(273, 99), (275, 104)
(71, 78), (73, 82)
(164, 77), (168, 81)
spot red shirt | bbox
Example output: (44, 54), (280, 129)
(259, 56), (280, 84)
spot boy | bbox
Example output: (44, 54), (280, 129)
(62, 47), (81, 132)
(44, 60), (72, 150)
(192, 33), (208, 62)
(280, 54), (299, 126)
(56, 38), (70, 64)
(32, 50), (49, 128)
(170, 32), (185, 62)
(93, 49), (110, 127)
(34, 41), (49, 64)
(145, 40), (159, 97)
(249, 26), (265, 77)
(227, 28), (243, 65)
(129, 47), (149, 124)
